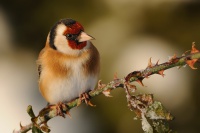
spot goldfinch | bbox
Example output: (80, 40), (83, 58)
(37, 18), (100, 106)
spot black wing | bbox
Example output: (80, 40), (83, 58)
(38, 64), (42, 78)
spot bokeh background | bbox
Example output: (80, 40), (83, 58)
(1, 0), (200, 133)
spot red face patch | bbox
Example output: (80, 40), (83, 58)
(63, 22), (86, 49)
(67, 40), (87, 50)
(64, 22), (84, 34)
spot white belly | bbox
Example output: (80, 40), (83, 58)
(46, 65), (98, 104)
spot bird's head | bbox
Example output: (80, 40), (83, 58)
(48, 18), (94, 55)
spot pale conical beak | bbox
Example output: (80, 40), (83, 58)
(77, 31), (95, 42)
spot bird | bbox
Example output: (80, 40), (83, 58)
(37, 18), (100, 113)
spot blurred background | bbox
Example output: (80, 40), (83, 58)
(1, 0), (200, 133)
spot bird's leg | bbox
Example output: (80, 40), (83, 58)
(56, 102), (65, 118)
(49, 102), (71, 118)
(79, 92), (96, 107)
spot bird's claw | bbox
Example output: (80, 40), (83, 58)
(79, 93), (96, 107)
(49, 103), (71, 118)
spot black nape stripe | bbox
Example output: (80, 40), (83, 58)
(49, 18), (76, 50)
(49, 23), (57, 50)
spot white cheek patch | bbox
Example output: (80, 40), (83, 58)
(56, 24), (66, 35)
(54, 24), (74, 54)
(54, 35), (70, 52)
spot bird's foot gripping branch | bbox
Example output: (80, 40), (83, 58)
(14, 43), (200, 133)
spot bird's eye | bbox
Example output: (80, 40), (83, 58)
(66, 34), (73, 39)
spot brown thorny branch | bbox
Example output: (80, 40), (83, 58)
(14, 43), (200, 133)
